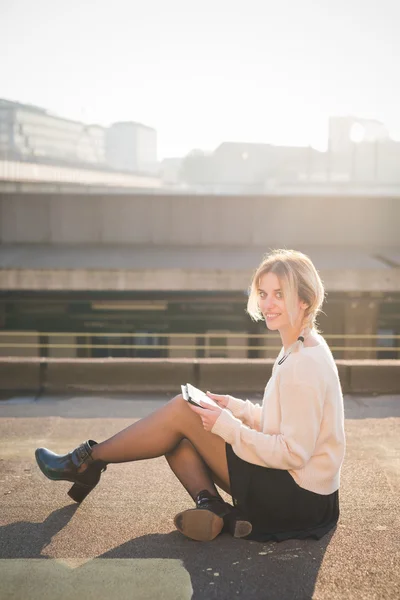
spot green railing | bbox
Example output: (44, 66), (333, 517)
(0, 331), (399, 356)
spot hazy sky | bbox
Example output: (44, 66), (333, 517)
(1, 0), (399, 158)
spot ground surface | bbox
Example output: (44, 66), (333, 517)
(0, 392), (399, 600)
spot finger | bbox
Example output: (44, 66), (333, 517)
(187, 402), (203, 414)
(196, 404), (213, 413)
(206, 391), (225, 399)
(202, 403), (222, 412)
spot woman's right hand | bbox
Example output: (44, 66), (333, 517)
(206, 391), (231, 408)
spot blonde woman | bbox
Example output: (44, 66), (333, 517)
(35, 249), (345, 542)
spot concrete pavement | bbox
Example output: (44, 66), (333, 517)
(0, 393), (399, 600)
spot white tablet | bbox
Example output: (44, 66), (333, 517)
(181, 383), (219, 409)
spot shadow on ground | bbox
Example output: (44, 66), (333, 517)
(99, 530), (335, 600)
(0, 504), (335, 600)
(0, 505), (78, 558)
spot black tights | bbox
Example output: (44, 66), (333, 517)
(89, 395), (231, 502)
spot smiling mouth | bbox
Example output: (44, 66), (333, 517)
(265, 314), (281, 319)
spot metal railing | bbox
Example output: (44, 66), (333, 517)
(0, 331), (399, 356)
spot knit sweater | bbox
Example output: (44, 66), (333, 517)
(212, 334), (346, 495)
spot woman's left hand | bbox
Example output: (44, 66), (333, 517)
(188, 401), (223, 431)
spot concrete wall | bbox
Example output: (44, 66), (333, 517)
(0, 358), (399, 395)
(1, 192), (399, 246)
(3, 266), (400, 293)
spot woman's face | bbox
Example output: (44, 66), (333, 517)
(257, 271), (307, 332)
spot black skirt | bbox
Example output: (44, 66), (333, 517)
(226, 444), (339, 542)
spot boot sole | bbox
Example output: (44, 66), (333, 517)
(174, 509), (224, 541)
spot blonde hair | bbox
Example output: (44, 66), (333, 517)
(247, 249), (326, 334)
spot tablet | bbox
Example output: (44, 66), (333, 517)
(181, 383), (219, 409)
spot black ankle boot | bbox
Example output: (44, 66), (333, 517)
(35, 440), (107, 503)
(193, 491), (252, 539)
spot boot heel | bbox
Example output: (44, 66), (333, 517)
(68, 482), (94, 503)
(231, 519), (252, 538)
(223, 507), (253, 538)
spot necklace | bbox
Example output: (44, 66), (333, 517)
(277, 334), (306, 365)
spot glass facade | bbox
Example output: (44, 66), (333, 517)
(10, 108), (106, 165)
(0, 100), (157, 174)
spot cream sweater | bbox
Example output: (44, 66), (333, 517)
(212, 334), (346, 495)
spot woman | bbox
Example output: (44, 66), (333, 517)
(35, 249), (346, 542)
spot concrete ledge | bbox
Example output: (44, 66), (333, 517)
(335, 362), (352, 394)
(346, 360), (400, 394)
(44, 358), (196, 393)
(0, 358), (399, 395)
(198, 359), (274, 393)
(0, 360), (41, 392)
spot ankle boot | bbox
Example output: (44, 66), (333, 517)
(174, 490), (230, 541)
(35, 440), (107, 503)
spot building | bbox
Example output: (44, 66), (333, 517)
(178, 117), (400, 192)
(0, 99), (106, 167)
(0, 191), (399, 361)
(328, 116), (390, 152)
(106, 122), (158, 174)
(0, 99), (158, 175)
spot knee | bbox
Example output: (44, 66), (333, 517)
(168, 393), (186, 409)
(165, 437), (191, 458)
(165, 394), (193, 428)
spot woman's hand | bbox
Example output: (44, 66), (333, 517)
(188, 402), (222, 431)
(205, 391), (230, 408)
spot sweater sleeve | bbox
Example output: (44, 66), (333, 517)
(212, 381), (324, 470)
(226, 395), (263, 431)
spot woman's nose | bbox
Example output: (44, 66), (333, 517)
(263, 298), (275, 309)
(263, 302), (275, 312)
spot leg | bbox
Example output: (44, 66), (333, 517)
(35, 395), (252, 539)
(165, 437), (252, 541)
(91, 394), (231, 493)
(91, 394), (237, 541)
(165, 438), (230, 501)
(35, 395), (229, 501)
